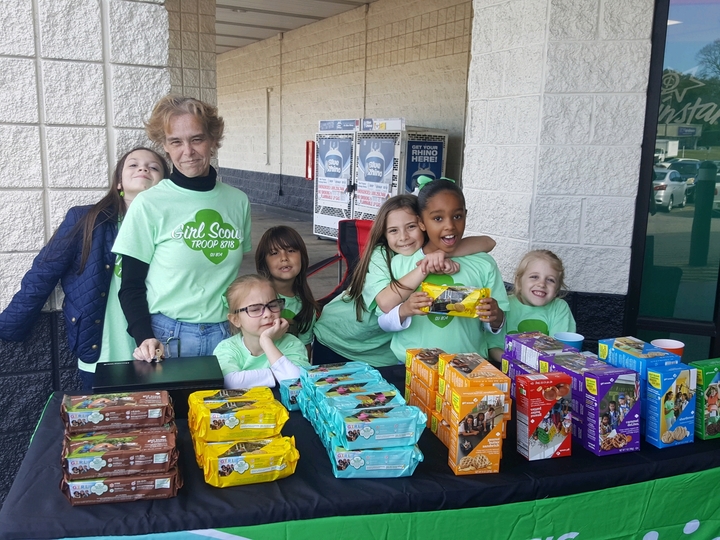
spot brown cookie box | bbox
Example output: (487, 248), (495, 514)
(61, 468), (182, 506)
(61, 392), (174, 434)
(62, 432), (178, 480)
(65, 423), (178, 442)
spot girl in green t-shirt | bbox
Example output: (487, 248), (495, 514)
(214, 274), (310, 389)
(386, 177), (509, 361)
(255, 226), (320, 357)
(313, 193), (496, 366)
(487, 249), (576, 362)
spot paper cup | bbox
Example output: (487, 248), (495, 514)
(553, 332), (584, 350)
(650, 339), (685, 358)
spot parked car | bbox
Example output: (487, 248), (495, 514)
(668, 159), (701, 202)
(653, 167), (687, 211)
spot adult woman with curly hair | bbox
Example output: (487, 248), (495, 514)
(114, 95), (252, 362)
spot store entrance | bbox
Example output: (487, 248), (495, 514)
(631, 0), (720, 361)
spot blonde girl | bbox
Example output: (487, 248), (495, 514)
(487, 250), (576, 362)
(213, 275), (310, 389)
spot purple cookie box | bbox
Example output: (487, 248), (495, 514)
(505, 333), (579, 371)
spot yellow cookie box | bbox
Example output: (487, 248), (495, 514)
(191, 398), (289, 442)
(420, 283), (491, 318)
(200, 436), (299, 488)
(188, 388), (274, 431)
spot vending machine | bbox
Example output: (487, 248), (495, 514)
(313, 119), (448, 239)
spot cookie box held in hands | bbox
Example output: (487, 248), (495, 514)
(420, 283), (491, 318)
(689, 357), (720, 440)
(62, 392), (174, 434)
(516, 373), (572, 461)
(645, 364), (697, 449)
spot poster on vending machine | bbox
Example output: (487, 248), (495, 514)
(405, 141), (444, 193)
(355, 138), (395, 214)
(316, 137), (353, 209)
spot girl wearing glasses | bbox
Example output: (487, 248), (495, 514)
(213, 274), (310, 388)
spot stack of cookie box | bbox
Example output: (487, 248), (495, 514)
(689, 358), (720, 440)
(598, 337), (680, 434)
(505, 333), (642, 456)
(406, 348), (511, 475)
(59, 391), (181, 505)
(187, 388), (299, 488)
(296, 361), (425, 479)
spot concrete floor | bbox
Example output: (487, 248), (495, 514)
(238, 204), (344, 301)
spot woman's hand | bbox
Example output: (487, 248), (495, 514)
(399, 292), (432, 320)
(133, 339), (164, 362)
(476, 297), (504, 330)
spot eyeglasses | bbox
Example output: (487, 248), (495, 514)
(232, 298), (286, 318)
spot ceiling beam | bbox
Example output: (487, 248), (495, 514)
(216, 4), (324, 21)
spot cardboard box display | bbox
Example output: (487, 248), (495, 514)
(689, 357), (720, 440)
(516, 373), (573, 461)
(407, 393), (433, 428)
(405, 348), (445, 376)
(501, 354), (538, 400)
(583, 367), (640, 456)
(443, 386), (506, 475)
(438, 353), (511, 395)
(505, 333), (579, 370)
(645, 364), (697, 448)
(409, 377), (436, 410)
(598, 337), (680, 378)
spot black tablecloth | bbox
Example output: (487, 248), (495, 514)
(2, 365), (720, 539)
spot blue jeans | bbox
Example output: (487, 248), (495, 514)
(150, 313), (230, 358)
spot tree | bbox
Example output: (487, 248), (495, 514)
(697, 39), (720, 80)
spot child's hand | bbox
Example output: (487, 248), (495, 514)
(476, 297), (504, 329)
(440, 259), (460, 275)
(399, 292), (432, 319)
(259, 318), (289, 343)
(417, 251), (448, 275)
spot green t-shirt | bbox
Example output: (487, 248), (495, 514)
(313, 246), (399, 367)
(279, 293), (316, 346)
(389, 250), (510, 361)
(486, 295), (576, 351)
(213, 332), (310, 376)
(112, 180), (252, 323)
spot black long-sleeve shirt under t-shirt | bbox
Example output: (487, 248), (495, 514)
(118, 167), (217, 346)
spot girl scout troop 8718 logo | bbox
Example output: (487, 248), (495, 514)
(171, 209), (242, 264)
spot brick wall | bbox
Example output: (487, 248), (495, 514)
(0, 0), (179, 505)
(217, 0), (473, 185)
(463, 0), (654, 296)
